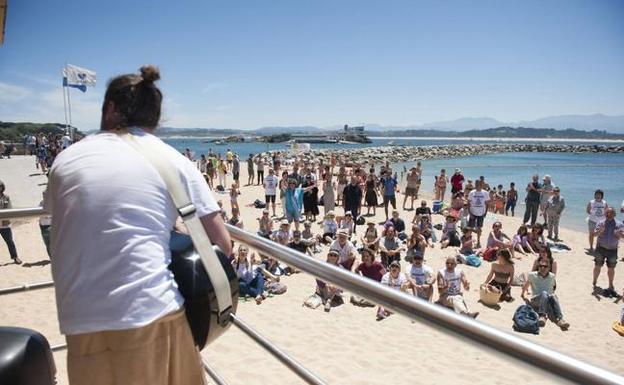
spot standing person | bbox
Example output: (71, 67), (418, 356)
(593, 208), (624, 297)
(467, 180), (490, 248)
(540, 175), (555, 226)
(434, 169), (448, 201)
(198, 154), (207, 174)
(545, 187), (565, 241)
(322, 169), (336, 216)
(587, 189), (608, 252)
(226, 148), (233, 170)
(380, 170), (398, 220)
(335, 166), (348, 206)
(523, 174), (542, 226)
(364, 172), (378, 215)
(256, 156), (265, 185)
(205, 153), (215, 188)
(39, 192), (52, 258)
(450, 168), (464, 195)
(282, 178), (315, 231)
(44, 66), (231, 384)
(232, 154), (240, 188)
(217, 158), (228, 188)
(403, 167), (420, 210)
(343, 176), (363, 231)
(247, 154), (255, 185)
(0, 180), (21, 264)
(505, 182), (518, 216)
(263, 168), (279, 217)
(302, 175), (319, 222)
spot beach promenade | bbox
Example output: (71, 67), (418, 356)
(1, 155), (623, 384)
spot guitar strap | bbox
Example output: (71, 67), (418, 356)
(119, 131), (233, 325)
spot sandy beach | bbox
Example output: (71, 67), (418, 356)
(1, 154), (623, 385)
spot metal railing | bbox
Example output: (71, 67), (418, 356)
(2, 207), (624, 385)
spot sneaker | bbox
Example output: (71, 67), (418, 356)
(556, 319), (570, 331)
(538, 316), (547, 327)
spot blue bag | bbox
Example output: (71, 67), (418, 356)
(512, 305), (540, 334)
(465, 254), (482, 267)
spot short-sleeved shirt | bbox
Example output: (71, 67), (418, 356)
(527, 271), (555, 298)
(450, 174), (464, 190)
(263, 175), (279, 195)
(356, 262), (385, 282)
(44, 128), (220, 335)
(596, 219), (623, 250)
(343, 184), (362, 209)
(410, 264), (433, 285)
(329, 240), (356, 264)
(381, 236), (401, 252)
(381, 176), (398, 197)
(468, 190), (490, 217)
(381, 272), (407, 290)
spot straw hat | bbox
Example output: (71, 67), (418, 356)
(325, 211), (335, 218)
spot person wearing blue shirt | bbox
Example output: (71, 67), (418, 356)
(380, 170), (398, 220)
(282, 178), (316, 231)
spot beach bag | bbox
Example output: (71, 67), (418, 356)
(216, 184), (225, 192)
(356, 216), (366, 226)
(253, 199), (266, 208)
(266, 282), (287, 295)
(479, 284), (501, 306)
(512, 305), (540, 335)
(612, 322), (624, 337)
(303, 293), (322, 309)
(482, 247), (498, 262)
(465, 254), (482, 267)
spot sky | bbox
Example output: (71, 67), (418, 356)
(0, 0), (623, 131)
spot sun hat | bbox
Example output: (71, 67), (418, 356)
(280, 219), (289, 226)
(345, 211), (352, 216)
(389, 260), (401, 268)
(327, 250), (339, 257)
(325, 211), (335, 218)
(337, 228), (349, 236)
(262, 209), (269, 214)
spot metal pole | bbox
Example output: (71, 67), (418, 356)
(230, 314), (326, 385)
(224, 225), (624, 385)
(1, 208), (623, 385)
(50, 343), (66, 353)
(0, 280), (54, 295)
(201, 359), (230, 385)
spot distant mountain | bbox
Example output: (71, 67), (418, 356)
(515, 114), (624, 133)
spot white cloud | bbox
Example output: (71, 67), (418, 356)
(0, 82), (31, 103)
(201, 82), (227, 94)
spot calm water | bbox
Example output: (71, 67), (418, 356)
(164, 137), (624, 232)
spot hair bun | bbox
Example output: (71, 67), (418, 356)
(140, 65), (160, 83)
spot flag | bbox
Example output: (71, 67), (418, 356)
(62, 64), (96, 92)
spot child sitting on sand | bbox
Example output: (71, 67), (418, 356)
(257, 209), (273, 239)
(319, 211), (338, 243)
(229, 183), (239, 211)
(512, 225), (532, 254)
(440, 215), (461, 249)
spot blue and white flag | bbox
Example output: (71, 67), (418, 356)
(62, 64), (96, 92)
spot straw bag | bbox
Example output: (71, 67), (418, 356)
(480, 284), (501, 306)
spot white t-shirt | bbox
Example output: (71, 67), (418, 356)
(264, 175), (279, 195)
(468, 190), (490, 217)
(61, 135), (72, 148)
(409, 264), (433, 285)
(439, 268), (463, 296)
(44, 128), (220, 335)
(381, 272), (407, 290)
(588, 199), (607, 223)
(329, 239), (356, 264)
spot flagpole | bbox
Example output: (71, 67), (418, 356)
(62, 72), (69, 137)
(66, 84), (73, 141)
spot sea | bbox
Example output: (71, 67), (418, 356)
(164, 137), (624, 233)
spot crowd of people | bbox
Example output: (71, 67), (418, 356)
(177, 148), (624, 332)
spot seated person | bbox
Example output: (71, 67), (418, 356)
(260, 256), (285, 277)
(316, 250), (345, 312)
(450, 191), (465, 217)
(527, 223), (546, 252)
(377, 260), (410, 320)
(440, 215), (461, 249)
(257, 209), (273, 238)
(419, 215), (436, 246)
(379, 226), (405, 268)
(361, 221), (381, 252)
(355, 248), (385, 282)
(386, 210), (407, 240)
(271, 220), (292, 246)
(301, 220), (319, 252)
(459, 227), (477, 256)
(412, 200), (432, 225)
(458, 202), (470, 230)
(319, 211), (338, 243)
(483, 221), (512, 261)
(521, 259), (569, 330)
(232, 245), (266, 304)
(407, 254), (434, 301)
(483, 249), (515, 302)
(339, 211), (355, 238)
(530, 246), (558, 275)
(288, 230), (311, 256)
(437, 256), (479, 318)
(405, 226), (427, 262)
(329, 229), (358, 271)
(512, 224), (533, 255)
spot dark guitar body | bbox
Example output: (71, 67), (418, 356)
(169, 231), (239, 350)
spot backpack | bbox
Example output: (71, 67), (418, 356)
(356, 216), (366, 226)
(465, 254), (482, 267)
(216, 185), (225, 192)
(253, 199), (266, 209)
(512, 305), (540, 334)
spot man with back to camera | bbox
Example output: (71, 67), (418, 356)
(45, 66), (231, 384)
(592, 207), (624, 297)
